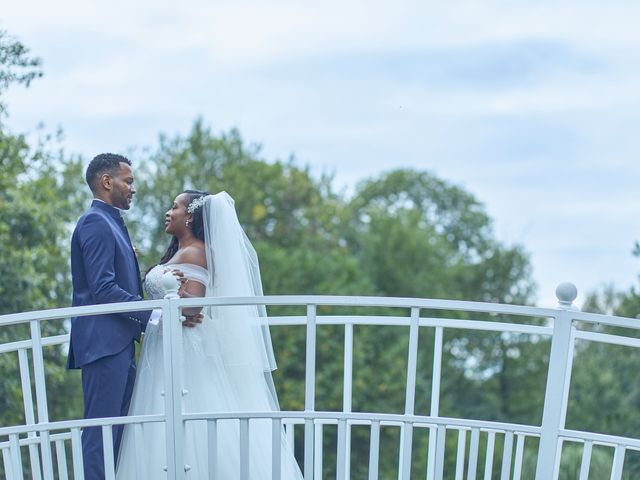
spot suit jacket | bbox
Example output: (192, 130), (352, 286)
(67, 200), (151, 368)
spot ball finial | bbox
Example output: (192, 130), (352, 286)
(162, 270), (180, 298)
(556, 282), (577, 307)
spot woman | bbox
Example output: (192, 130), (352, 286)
(116, 190), (303, 479)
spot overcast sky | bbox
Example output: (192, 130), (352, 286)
(3, 0), (640, 307)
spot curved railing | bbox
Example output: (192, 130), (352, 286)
(0, 283), (639, 479)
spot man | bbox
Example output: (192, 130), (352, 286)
(67, 153), (196, 479)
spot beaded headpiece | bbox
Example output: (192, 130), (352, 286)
(187, 195), (207, 214)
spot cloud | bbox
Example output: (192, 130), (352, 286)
(3, 0), (640, 307)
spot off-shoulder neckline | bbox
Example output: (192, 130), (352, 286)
(163, 262), (209, 273)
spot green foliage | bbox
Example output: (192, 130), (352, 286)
(0, 30), (42, 117)
(573, 264), (640, 476)
(346, 169), (535, 303)
(0, 35), (85, 469)
(0, 109), (544, 476)
(5, 29), (636, 478)
(3, 109), (637, 476)
(0, 130), (86, 314)
(0, 128), (86, 480)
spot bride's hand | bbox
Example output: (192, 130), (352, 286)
(177, 277), (193, 298)
(182, 312), (203, 328)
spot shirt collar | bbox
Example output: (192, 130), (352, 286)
(91, 198), (127, 219)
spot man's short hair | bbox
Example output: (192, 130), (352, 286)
(85, 153), (132, 193)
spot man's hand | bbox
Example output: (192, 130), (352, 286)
(181, 312), (203, 328)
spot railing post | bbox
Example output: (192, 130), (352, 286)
(30, 320), (54, 480)
(399, 307), (420, 480)
(161, 272), (185, 480)
(304, 304), (317, 479)
(426, 325), (443, 480)
(342, 321), (354, 480)
(535, 282), (578, 480)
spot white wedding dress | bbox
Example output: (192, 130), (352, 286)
(115, 263), (304, 479)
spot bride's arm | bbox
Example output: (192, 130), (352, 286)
(171, 245), (208, 317)
(177, 277), (206, 301)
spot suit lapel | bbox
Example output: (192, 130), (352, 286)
(118, 220), (144, 296)
(92, 201), (144, 297)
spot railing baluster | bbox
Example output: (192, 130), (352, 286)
(239, 418), (250, 480)
(2, 446), (15, 479)
(134, 423), (146, 479)
(455, 429), (467, 480)
(578, 441), (592, 480)
(17, 348), (41, 480)
(343, 322), (354, 479)
(345, 421), (352, 480)
(368, 421), (380, 480)
(400, 308), (420, 480)
(207, 419), (218, 480)
(467, 428), (480, 480)
(272, 418), (282, 480)
(552, 438), (563, 479)
(314, 423), (323, 479)
(610, 445), (625, 480)
(70, 427), (84, 480)
(337, 419), (347, 480)
(304, 304), (317, 479)
(434, 425), (446, 480)
(512, 434), (525, 480)
(484, 431), (495, 480)
(40, 431), (54, 480)
(428, 325), (444, 480)
(285, 421), (295, 454)
(55, 439), (69, 479)
(30, 320), (54, 480)
(9, 433), (24, 479)
(500, 431), (514, 480)
(426, 426), (437, 480)
(431, 326), (443, 417)
(29, 321), (49, 422)
(101, 425), (115, 480)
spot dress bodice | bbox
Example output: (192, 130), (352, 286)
(144, 263), (209, 300)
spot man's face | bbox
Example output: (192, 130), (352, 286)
(107, 162), (136, 210)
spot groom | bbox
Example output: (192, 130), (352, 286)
(67, 153), (157, 479)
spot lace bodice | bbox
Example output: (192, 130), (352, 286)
(144, 263), (209, 300)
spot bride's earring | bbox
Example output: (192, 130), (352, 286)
(185, 220), (191, 228)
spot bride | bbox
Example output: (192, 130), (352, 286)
(116, 190), (303, 479)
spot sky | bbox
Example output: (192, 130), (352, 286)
(2, 0), (640, 307)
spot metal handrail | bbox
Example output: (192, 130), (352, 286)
(2, 286), (640, 479)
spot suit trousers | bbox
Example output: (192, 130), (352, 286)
(81, 342), (136, 480)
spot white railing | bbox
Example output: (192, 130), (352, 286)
(1, 282), (639, 479)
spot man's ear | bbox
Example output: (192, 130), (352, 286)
(100, 173), (113, 191)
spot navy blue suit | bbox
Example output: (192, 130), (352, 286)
(68, 200), (151, 479)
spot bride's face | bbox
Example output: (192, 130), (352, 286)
(164, 193), (191, 235)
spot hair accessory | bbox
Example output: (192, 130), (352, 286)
(187, 196), (207, 214)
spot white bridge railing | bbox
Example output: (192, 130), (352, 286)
(1, 283), (639, 479)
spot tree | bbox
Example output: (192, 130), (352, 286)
(0, 33), (87, 477)
(0, 30), (42, 118)
(340, 169), (541, 477)
(2, 27), (638, 478)
(571, 250), (640, 478)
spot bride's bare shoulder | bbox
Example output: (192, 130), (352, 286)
(175, 243), (207, 269)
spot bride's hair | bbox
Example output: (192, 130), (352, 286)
(144, 190), (210, 279)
